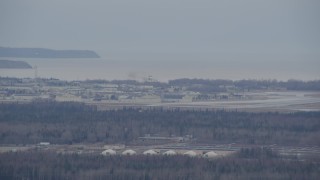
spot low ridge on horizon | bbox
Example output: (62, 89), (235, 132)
(0, 46), (100, 58)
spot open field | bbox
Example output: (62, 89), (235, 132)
(93, 91), (320, 112)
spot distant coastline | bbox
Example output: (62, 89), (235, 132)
(0, 47), (100, 58)
(0, 60), (32, 69)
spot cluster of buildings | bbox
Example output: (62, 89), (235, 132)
(101, 148), (219, 159)
(0, 77), (247, 106)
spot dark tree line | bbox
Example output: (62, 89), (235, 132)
(0, 102), (319, 146)
(0, 148), (319, 180)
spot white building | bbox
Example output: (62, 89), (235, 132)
(39, 142), (50, 146)
(101, 149), (117, 156)
(203, 151), (218, 158)
(163, 150), (177, 156)
(122, 149), (136, 155)
(143, 149), (158, 155)
(183, 151), (197, 157)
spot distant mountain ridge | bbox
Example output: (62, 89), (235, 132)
(0, 47), (100, 58)
(0, 60), (32, 69)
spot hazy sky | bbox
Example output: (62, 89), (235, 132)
(1, 0), (319, 60)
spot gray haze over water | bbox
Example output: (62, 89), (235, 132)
(0, 58), (319, 82)
(0, 0), (319, 81)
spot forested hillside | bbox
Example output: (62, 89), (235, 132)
(0, 102), (319, 146)
(0, 148), (319, 180)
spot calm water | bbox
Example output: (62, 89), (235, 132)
(0, 58), (319, 82)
